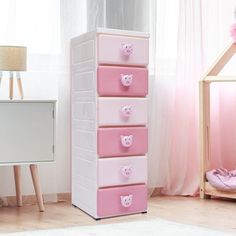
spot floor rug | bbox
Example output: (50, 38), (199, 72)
(1, 218), (233, 236)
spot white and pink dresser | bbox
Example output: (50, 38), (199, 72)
(71, 28), (149, 219)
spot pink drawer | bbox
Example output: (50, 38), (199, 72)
(97, 184), (147, 218)
(97, 66), (148, 97)
(98, 98), (148, 126)
(98, 34), (149, 66)
(97, 127), (148, 157)
(98, 156), (147, 187)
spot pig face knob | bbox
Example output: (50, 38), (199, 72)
(120, 194), (133, 207)
(120, 135), (133, 148)
(121, 74), (133, 87)
(121, 166), (132, 177)
(121, 43), (133, 56)
(121, 105), (132, 117)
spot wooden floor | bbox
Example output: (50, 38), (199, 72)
(0, 196), (236, 234)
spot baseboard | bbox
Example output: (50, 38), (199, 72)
(0, 193), (71, 207)
(57, 192), (71, 202)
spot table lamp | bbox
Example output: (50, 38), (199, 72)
(0, 46), (27, 99)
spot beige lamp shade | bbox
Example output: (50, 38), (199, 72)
(0, 46), (27, 71)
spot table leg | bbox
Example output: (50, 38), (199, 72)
(13, 165), (22, 207)
(29, 164), (45, 212)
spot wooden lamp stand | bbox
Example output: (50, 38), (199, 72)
(0, 71), (24, 99)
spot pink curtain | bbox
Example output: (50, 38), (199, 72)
(210, 83), (236, 170)
(150, 0), (236, 195)
(161, 0), (204, 195)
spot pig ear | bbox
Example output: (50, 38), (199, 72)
(121, 74), (124, 77)
(130, 74), (133, 79)
(129, 194), (133, 200)
(120, 196), (124, 200)
(129, 135), (133, 139)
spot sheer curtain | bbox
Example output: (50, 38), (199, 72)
(0, 0), (60, 200)
(0, 0), (86, 201)
(0, 0), (88, 200)
(159, 0), (204, 195)
(87, 0), (236, 196)
(87, 0), (149, 32)
(150, 0), (236, 195)
(151, 0), (236, 195)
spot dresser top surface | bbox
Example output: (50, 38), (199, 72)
(71, 28), (149, 42)
(96, 28), (149, 37)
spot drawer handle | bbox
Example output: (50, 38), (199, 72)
(120, 74), (133, 87)
(121, 105), (132, 117)
(120, 194), (133, 208)
(120, 135), (133, 147)
(121, 165), (132, 178)
(121, 43), (133, 56)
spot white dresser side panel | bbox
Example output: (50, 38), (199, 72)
(71, 32), (98, 218)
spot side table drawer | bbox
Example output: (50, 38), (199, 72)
(97, 127), (148, 157)
(97, 184), (147, 218)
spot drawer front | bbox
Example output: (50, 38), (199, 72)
(97, 184), (147, 217)
(98, 127), (148, 157)
(98, 156), (147, 187)
(98, 35), (149, 66)
(0, 102), (54, 164)
(97, 66), (148, 97)
(98, 98), (148, 126)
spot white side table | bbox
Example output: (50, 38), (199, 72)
(0, 100), (56, 211)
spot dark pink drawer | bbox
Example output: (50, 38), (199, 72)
(97, 127), (148, 157)
(97, 184), (147, 218)
(97, 66), (148, 97)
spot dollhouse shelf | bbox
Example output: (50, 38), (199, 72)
(204, 182), (236, 199)
(199, 42), (236, 199)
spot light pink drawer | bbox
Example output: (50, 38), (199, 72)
(97, 184), (147, 218)
(97, 66), (148, 97)
(97, 127), (148, 157)
(97, 34), (149, 66)
(98, 156), (147, 187)
(98, 98), (148, 126)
